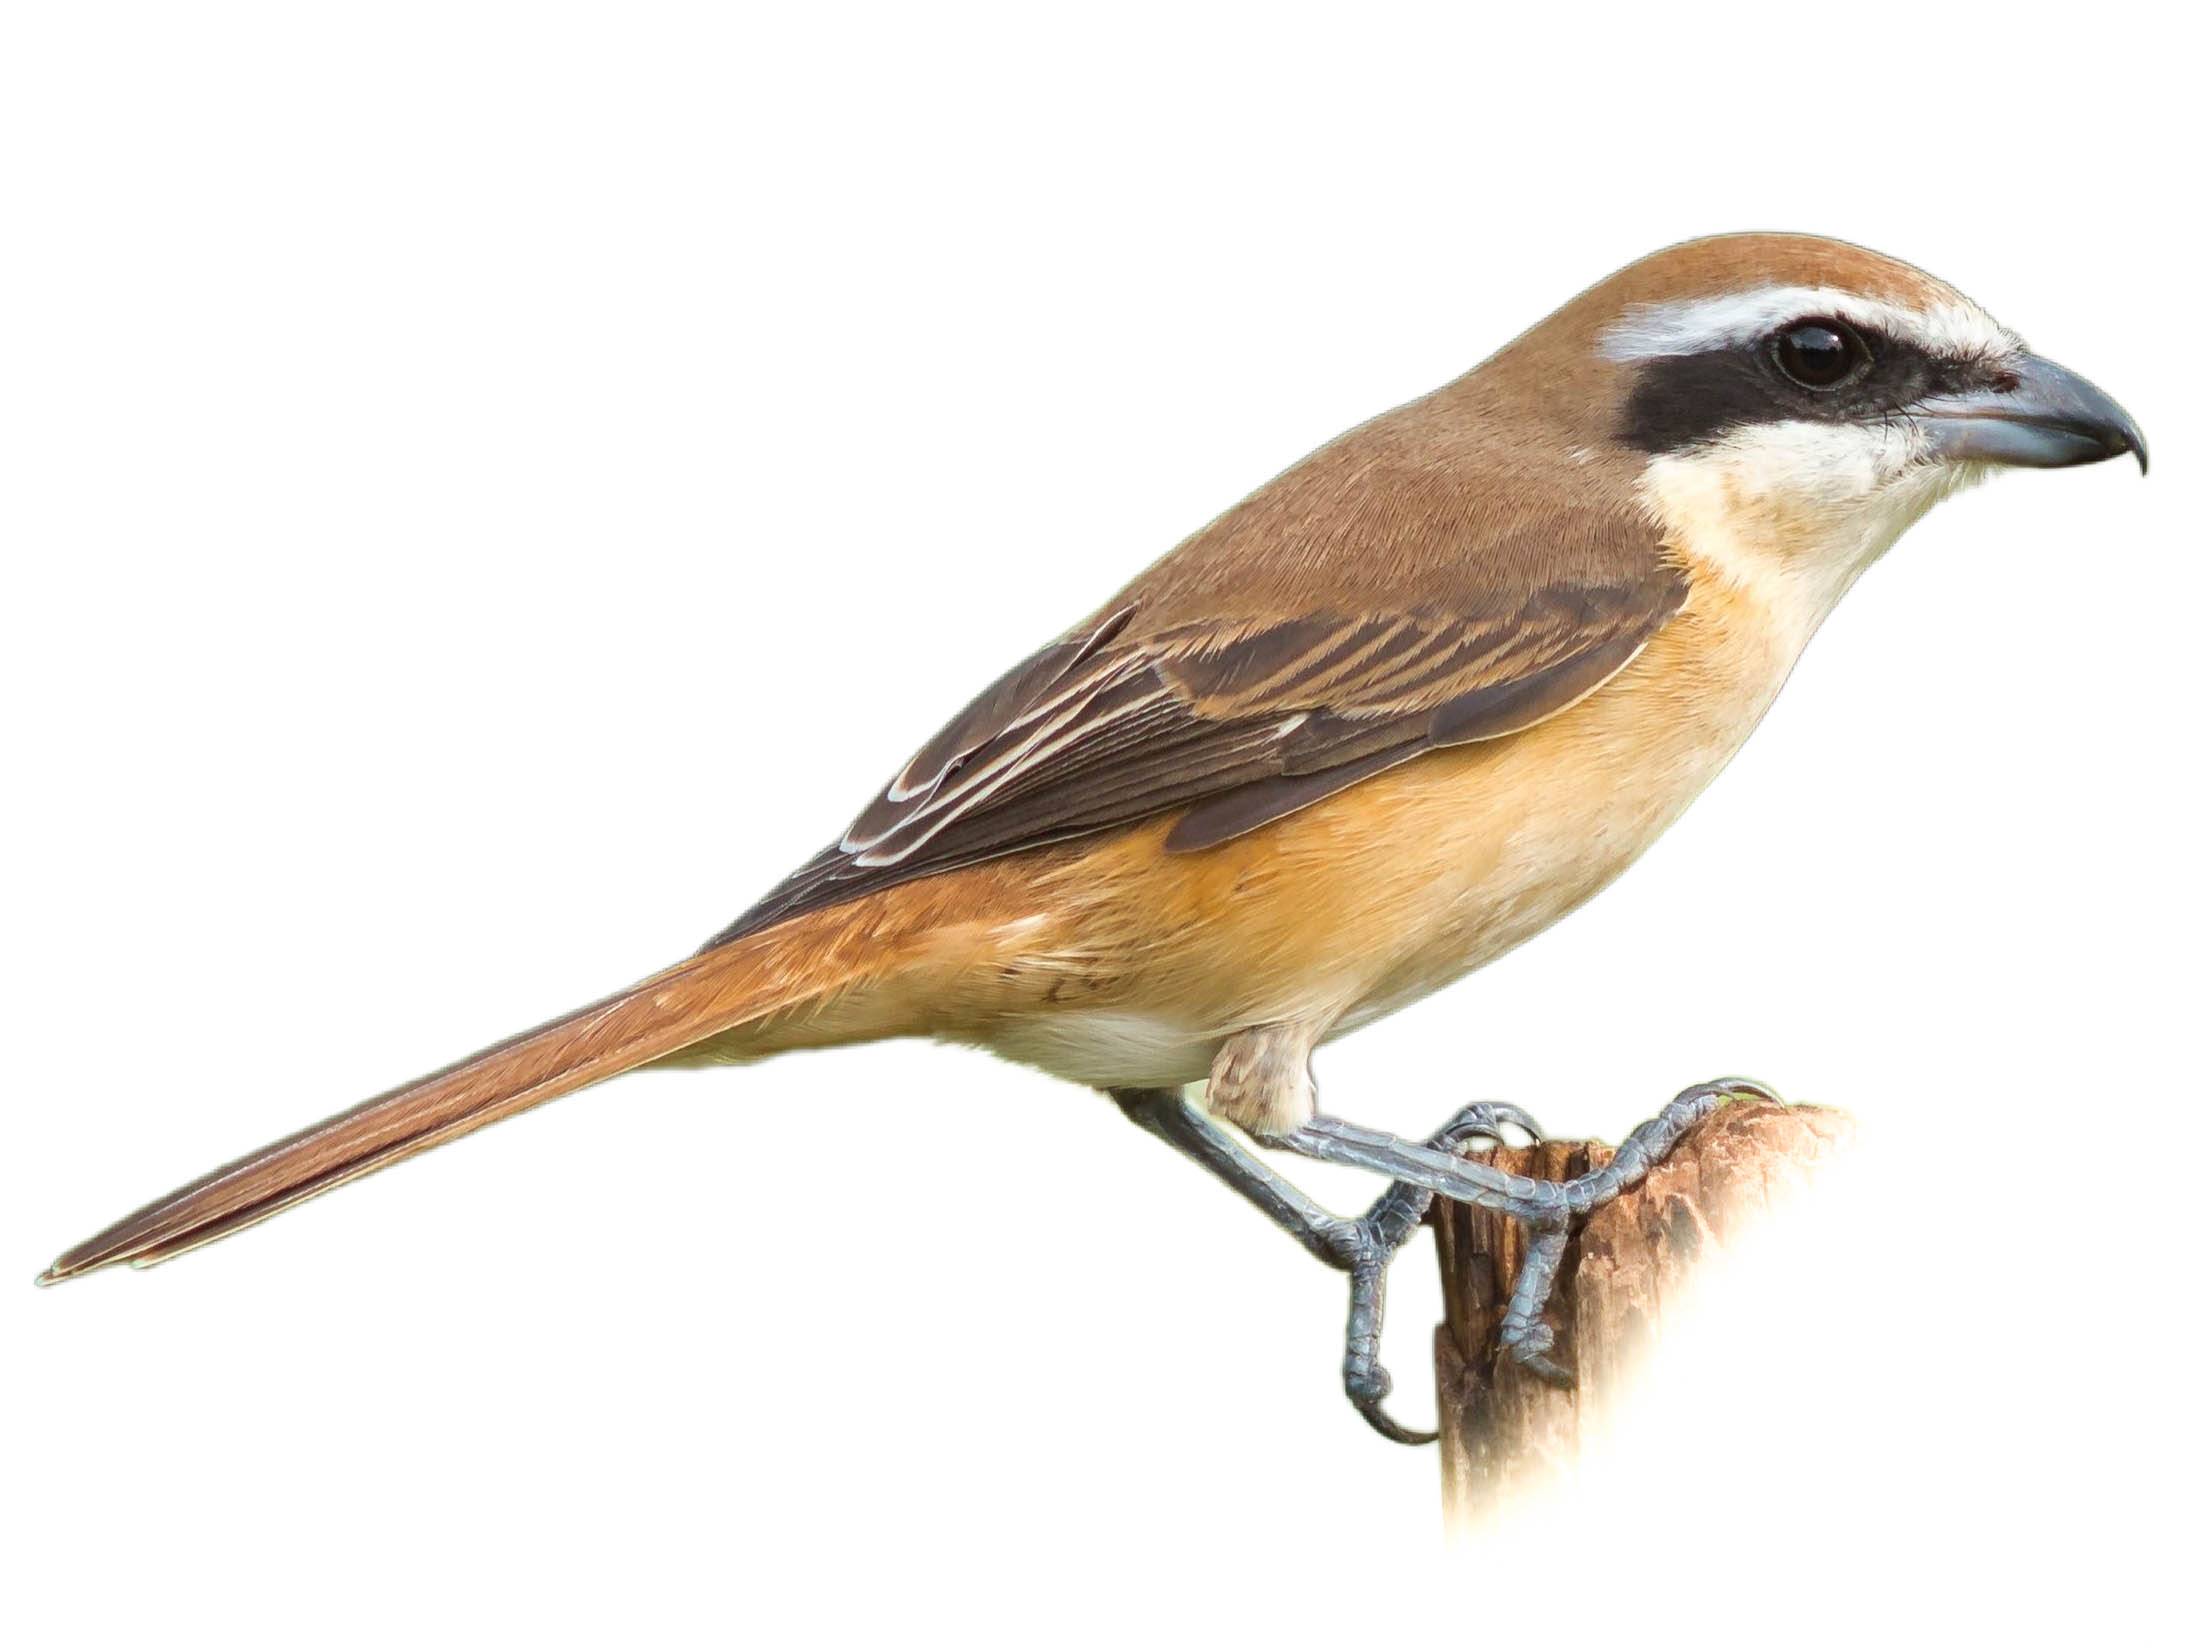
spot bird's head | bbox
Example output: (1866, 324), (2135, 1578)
(1489, 233), (2146, 615)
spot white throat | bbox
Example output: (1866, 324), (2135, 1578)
(1638, 420), (1988, 655)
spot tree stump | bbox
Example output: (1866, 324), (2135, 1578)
(1430, 1099), (1855, 1531)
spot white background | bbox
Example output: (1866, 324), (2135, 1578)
(4, 4), (2187, 1641)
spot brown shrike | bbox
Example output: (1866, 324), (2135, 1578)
(40, 233), (2147, 1442)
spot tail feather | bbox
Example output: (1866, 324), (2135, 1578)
(38, 932), (830, 1285)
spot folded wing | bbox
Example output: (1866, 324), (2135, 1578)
(708, 560), (1687, 949)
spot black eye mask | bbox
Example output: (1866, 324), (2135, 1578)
(1616, 326), (2008, 456)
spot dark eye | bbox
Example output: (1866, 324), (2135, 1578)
(1772, 319), (1871, 390)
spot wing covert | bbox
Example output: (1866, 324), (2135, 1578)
(705, 562), (1686, 949)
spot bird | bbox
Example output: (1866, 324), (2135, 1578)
(38, 232), (2146, 1442)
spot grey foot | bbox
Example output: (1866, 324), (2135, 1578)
(1329, 1102), (1545, 1444)
(1282, 1077), (1781, 1405)
(1112, 1076), (1778, 1448)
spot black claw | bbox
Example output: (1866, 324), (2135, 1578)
(1354, 1397), (1438, 1447)
(1701, 1075), (1783, 1106)
(1510, 1351), (1576, 1388)
(1501, 1316), (1572, 1385)
(1426, 1101), (1545, 1151)
(1347, 1359), (1437, 1444)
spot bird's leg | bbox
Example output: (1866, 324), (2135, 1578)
(1332, 1101), (1546, 1440)
(1267, 1076), (1781, 1386)
(1110, 1088), (1540, 1444)
(1111, 1088), (1356, 1267)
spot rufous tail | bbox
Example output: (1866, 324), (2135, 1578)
(37, 911), (901, 1285)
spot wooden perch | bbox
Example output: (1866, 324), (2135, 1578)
(1429, 1099), (1855, 1531)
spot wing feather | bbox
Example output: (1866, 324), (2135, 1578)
(706, 558), (1685, 949)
